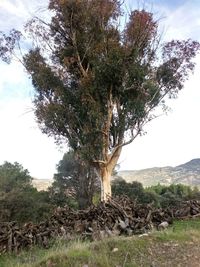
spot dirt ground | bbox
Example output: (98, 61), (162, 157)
(145, 240), (200, 267)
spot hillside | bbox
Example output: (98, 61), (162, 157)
(32, 178), (53, 191)
(32, 159), (200, 191)
(118, 158), (200, 187)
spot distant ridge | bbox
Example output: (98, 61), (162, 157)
(32, 159), (200, 191)
(32, 178), (53, 191)
(118, 158), (200, 187)
(176, 158), (200, 171)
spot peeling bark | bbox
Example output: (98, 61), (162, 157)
(98, 146), (122, 202)
(100, 166), (112, 201)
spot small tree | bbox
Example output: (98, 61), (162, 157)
(0, 161), (32, 193)
(0, 162), (53, 223)
(51, 150), (99, 208)
(0, 0), (199, 201)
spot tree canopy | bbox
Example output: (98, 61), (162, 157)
(0, 0), (199, 201)
(0, 161), (32, 193)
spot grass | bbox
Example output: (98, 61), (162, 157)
(153, 218), (200, 242)
(0, 219), (200, 267)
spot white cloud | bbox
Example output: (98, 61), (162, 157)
(0, 0), (62, 179)
(0, 0), (48, 31)
(153, 1), (200, 41)
(0, 98), (64, 178)
(0, 0), (27, 17)
(0, 61), (29, 95)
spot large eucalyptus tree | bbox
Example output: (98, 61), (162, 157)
(1, 0), (199, 201)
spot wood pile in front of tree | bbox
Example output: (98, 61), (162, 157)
(0, 197), (200, 254)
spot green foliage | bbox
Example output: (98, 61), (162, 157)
(112, 178), (200, 208)
(0, 161), (32, 193)
(112, 178), (160, 205)
(0, 162), (53, 223)
(0, 187), (53, 223)
(146, 183), (200, 208)
(49, 150), (100, 209)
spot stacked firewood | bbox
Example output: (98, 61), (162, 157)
(173, 199), (200, 219)
(0, 197), (200, 254)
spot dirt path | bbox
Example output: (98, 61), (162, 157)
(144, 240), (200, 267)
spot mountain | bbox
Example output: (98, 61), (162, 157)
(32, 159), (200, 191)
(118, 159), (200, 187)
(32, 178), (53, 191)
(176, 158), (200, 171)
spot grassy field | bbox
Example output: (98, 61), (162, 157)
(0, 219), (200, 267)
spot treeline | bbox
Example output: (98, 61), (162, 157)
(0, 159), (200, 224)
(112, 177), (200, 208)
(0, 153), (100, 223)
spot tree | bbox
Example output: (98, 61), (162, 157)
(0, 0), (199, 201)
(50, 150), (100, 209)
(0, 161), (33, 222)
(0, 161), (32, 193)
(0, 162), (53, 223)
(0, 187), (53, 223)
(112, 178), (160, 205)
(112, 178), (143, 198)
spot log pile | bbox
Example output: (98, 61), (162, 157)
(0, 197), (200, 254)
(173, 199), (200, 219)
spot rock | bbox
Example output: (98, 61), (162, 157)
(112, 247), (119, 253)
(105, 226), (113, 237)
(139, 233), (149, 237)
(118, 219), (127, 230)
(126, 228), (133, 236)
(158, 221), (169, 230)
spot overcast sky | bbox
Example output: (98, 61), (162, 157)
(0, 0), (200, 179)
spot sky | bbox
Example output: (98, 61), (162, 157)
(0, 0), (200, 179)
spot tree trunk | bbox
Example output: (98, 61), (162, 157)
(98, 146), (122, 202)
(100, 166), (112, 202)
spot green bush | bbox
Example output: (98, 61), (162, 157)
(112, 178), (200, 208)
(0, 162), (53, 223)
